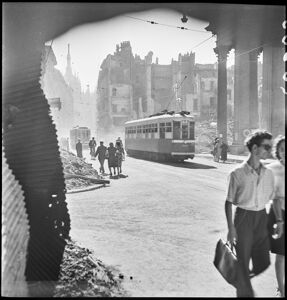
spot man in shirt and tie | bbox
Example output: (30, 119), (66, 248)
(225, 130), (275, 297)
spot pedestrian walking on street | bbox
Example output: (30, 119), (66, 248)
(116, 137), (123, 148)
(95, 141), (107, 174)
(224, 130), (275, 297)
(76, 139), (83, 158)
(115, 141), (125, 174)
(267, 135), (285, 297)
(89, 137), (97, 160)
(220, 140), (229, 163)
(106, 142), (118, 176)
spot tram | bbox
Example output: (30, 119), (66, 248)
(69, 126), (91, 150)
(124, 111), (195, 162)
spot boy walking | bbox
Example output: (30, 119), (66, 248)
(95, 141), (107, 174)
(225, 130), (275, 297)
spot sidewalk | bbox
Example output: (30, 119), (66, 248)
(66, 183), (107, 194)
(196, 152), (276, 164)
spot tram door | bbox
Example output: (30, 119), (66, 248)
(181, 120), (189, 139)
(173, 121), (181, 139)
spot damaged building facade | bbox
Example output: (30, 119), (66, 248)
(41, 44), (97, 142)
(96, 41), (235, 131)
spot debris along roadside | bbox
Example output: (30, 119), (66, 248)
(54, 239), (128, 297)
(60, 149), (109, 191)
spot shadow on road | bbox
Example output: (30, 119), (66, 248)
(159, 160), (217, 169)
(129, 156), (216, 169)
(108, 174), (129, 179)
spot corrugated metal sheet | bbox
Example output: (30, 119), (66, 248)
(2, 48), (71, 296)
(2, 144), (29, 297)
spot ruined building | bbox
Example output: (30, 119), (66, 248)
(96, 41), (234, 131)
(41, 44), (97, 140)
(64, 44), (97, 134)
(41, 45), (74, 138)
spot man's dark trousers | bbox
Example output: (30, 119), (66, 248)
(234, 208), (270, 297)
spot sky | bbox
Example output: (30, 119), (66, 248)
(49, 8), (236, 92)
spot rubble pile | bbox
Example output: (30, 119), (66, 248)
(60, 149), (103, 190)
(54, 240), (127, 297)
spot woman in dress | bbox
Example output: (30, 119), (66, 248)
(220, 140), (229, 163)
(267, 135), (285, 297)
(106, 142), (117, 176)
(115, 141), (125, 175)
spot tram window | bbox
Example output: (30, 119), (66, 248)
(154, 124), (158, 133)
(145, 125), (148, 138)
(173, 121), (180, 139)
(189, 122), (195, 139)
(151, 124), (155, 138)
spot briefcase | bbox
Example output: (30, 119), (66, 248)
(213, 238), (238, 287)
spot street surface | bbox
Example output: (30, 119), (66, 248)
(66, 153), (277, 297)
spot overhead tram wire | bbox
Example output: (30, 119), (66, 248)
(190, 34), (216, 51)
(124, 15), (210, 33)
(124, 14), (216, 54)
(163, 34), (216, 111)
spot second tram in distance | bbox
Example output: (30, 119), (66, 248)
(69, 126), (91, 150)
(124, 111), (195, 162)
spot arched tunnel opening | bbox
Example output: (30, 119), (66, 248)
(2, 3), (285, 297)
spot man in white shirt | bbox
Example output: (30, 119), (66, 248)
(225, 130), (275, 297)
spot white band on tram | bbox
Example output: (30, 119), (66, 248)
(171, 152), (194, 155)
(172, 140), (195, 143)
